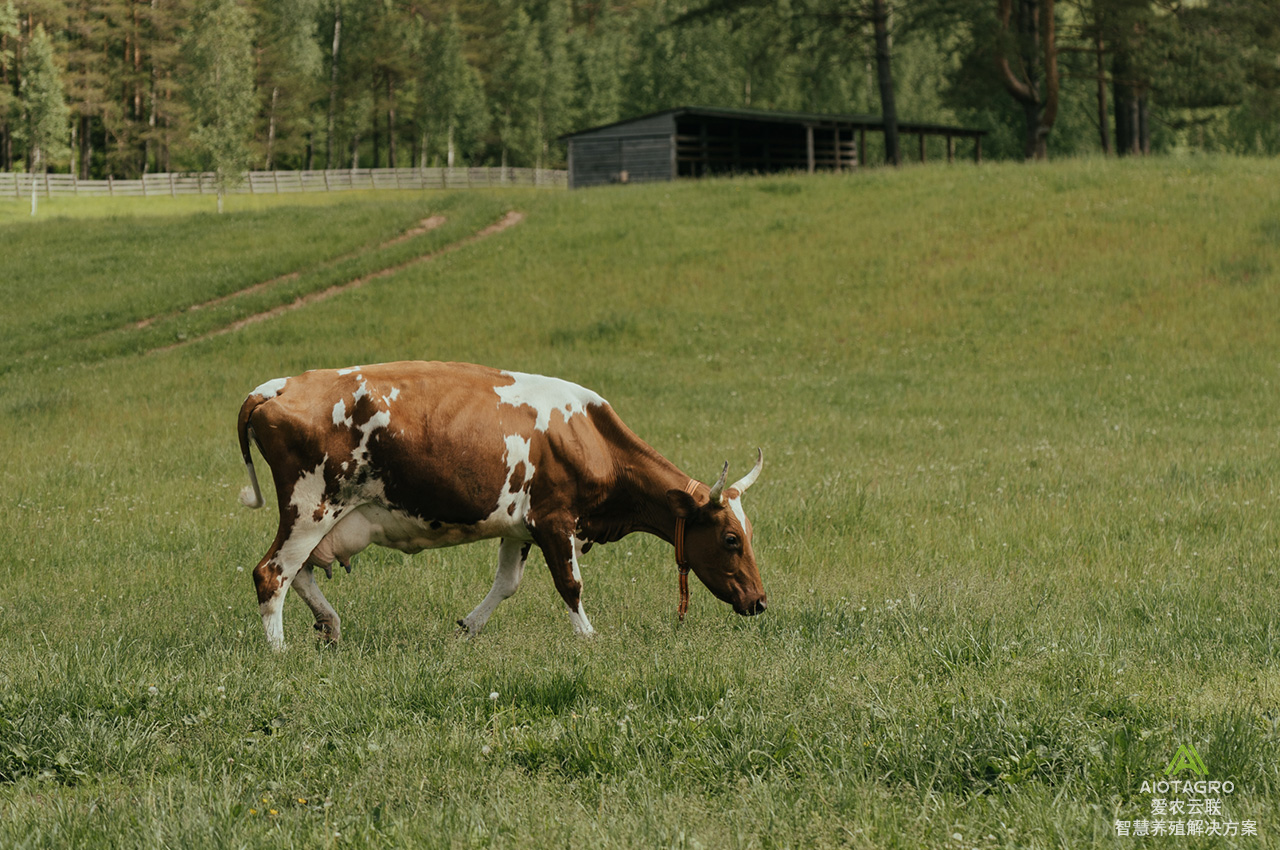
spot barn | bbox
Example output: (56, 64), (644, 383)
(561, 106), (987, 189)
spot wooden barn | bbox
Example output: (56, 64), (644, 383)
(561, 106), (987, 189)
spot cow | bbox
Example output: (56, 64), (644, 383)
(236, 360), (767, 650)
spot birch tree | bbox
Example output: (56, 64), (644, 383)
(186, 0), (256, 212)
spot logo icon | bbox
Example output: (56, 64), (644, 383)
(1165, 743), (1208, 777)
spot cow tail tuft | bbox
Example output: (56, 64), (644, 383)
(237, 395), (267, 510)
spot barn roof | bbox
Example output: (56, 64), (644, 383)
(560, 105), (986, 141)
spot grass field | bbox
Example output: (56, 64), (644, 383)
(2, 156), (1279, 848)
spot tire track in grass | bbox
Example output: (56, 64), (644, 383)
(131, 214), (448, 331)
(151, 210), (525, 354)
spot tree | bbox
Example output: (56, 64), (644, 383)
(186, 0), (256, 212)
(536, 0), (574, 167)
(570, 5), (624, 130)
(419, 10), (488, 167)
(18, 24), (69, 175)
(996, 0), (1060, 159)
(493, 8), (542, 167)
(0, 0), (18, 171)
(254, 0), (323, 169)
(670, 0), (904, 165)
(871, 0), (901, 165)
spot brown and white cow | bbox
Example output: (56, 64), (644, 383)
(236, 360), (766, 650)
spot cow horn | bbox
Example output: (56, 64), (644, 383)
(707, 462), (730, 505)
(729, 448), (764, 495)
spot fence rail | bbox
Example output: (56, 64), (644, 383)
(0, 166), (567, 199)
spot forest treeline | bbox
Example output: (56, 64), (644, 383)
(1, 0), (1276, 179)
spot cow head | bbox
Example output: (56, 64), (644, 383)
(667, 450), (767, 616)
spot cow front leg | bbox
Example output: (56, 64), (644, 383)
(457, 538), (530, 638)
(292, 565), (341, 643)
(535, 530), (595, 637)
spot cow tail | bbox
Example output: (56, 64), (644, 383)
(237, 396), (267, 509)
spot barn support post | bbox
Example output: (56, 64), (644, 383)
(975, 136), (983, 163)
(947, 135), (955, 163)
(859, 129), (867, 168)
(806, 124), (815, 173)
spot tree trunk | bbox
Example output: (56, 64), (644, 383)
(872, 0), (900, 167)
(386, 77), (396, 168)
(1095, 31), (1110, 154)
(79, 112), (92, 178)
(1112, 48), (1145, 156)
(266, 86), (279, 169)
(997, 0), (1058, 160)
(326, 1), (341, 169)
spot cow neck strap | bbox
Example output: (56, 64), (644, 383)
(674, 478), (700, 622)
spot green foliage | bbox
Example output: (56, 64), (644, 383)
(2, 159), (1280, 846)
(419, 11), (489, 167)
(2, 0), (1277, 174)
(16, 24), (69, 172)
(185, 0), (258, 205)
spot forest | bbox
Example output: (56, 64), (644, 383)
(0, 0), (1276, 178)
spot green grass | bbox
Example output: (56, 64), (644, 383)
(2, 158), (1280, 848)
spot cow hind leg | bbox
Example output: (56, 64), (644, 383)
(292, 565), (341, 643)
(458, 538), (530, 638)
(253, 523), (337, 651)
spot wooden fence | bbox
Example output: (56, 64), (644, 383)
(0, 166), (567, 199)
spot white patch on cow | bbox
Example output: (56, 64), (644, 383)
(570, 534), (585, 582)
(351, 409), (391, 465)
(564, 533), (594, 636)
(337, 366), (361, 376)
(385, 387), (401, 403)
(447, 434), (537, 540)
(494, 371), (605, 432)
(352, 377), (369, 403)
(332, 399), (350, 426)
(728, 495), (748, 532)
(252, 377), (288, 399)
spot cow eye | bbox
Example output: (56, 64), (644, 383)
(724, 532), (741, 550)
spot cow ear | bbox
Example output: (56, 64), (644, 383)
(666, 489), (701, 519)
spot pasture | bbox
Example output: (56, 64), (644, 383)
(2, 157), (1279, 848)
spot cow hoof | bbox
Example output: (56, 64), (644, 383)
(455, 618), (481, 640)
(313, 620), (341, 644)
